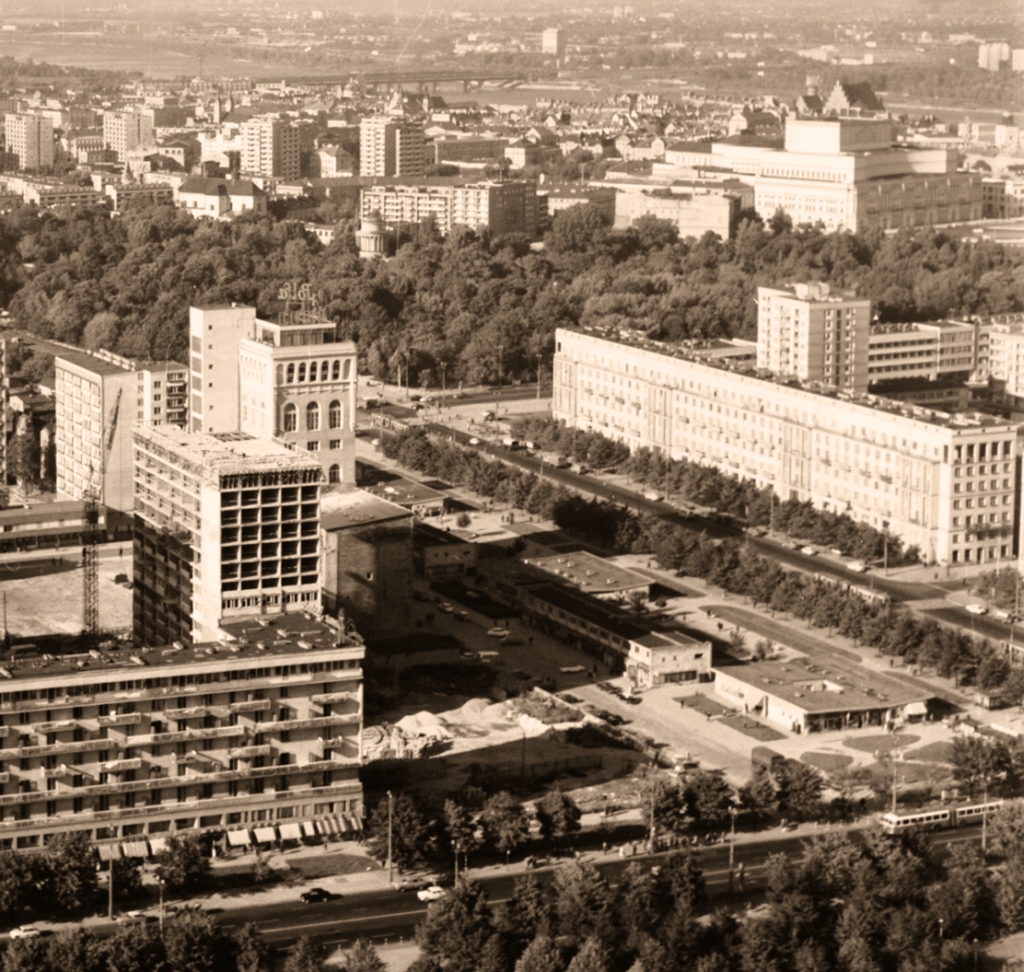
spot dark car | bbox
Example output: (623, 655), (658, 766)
(300, 887), (335, 903)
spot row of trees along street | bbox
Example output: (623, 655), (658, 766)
(380, 423), (1022, 697)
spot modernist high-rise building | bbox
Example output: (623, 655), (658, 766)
(102, 109), (154, 161)
(0, 613), (365, 855)
(4, 113), (53, 171)
(240, 119), (301, 179)
(188, 303), (358, 485)
(756, 283), (872, 394)
(542, 27), (565, 56)
(54, 350), (188, 523)
(132, 427), (324, 647)
(359, 117), (425, 178)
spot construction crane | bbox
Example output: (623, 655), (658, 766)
(83, 387), (121, 647)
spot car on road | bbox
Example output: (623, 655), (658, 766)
(560, 665), (585, 674)
(417, 885), (447, 902)
(468, 437), (480, 446)
(300, 888), (335, 903)
(117, 911), (148, 926)
(438, 602), (454, 614)
(9, 926), (42, 939)
(559, 693), (582, 704)
(846, 560), (867, 572)
(830, 548), (844, 556)
(486, 627), (509, 638)
(782, 539), (801, 550)
(597, 710), (627, 726)
(421, 395), (434, 403)
(800, 546), (817, 556)
(454, 610), (470, 621)
(992, 609), (1012, 622)
(624, 694), (643, 705)
(966, 604), (988, 615)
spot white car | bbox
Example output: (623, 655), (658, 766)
(468, 437), (480, 446)
(559, 665), (585, 674)
(417, 885), (447, 902)
(438, 602), (454, 614)
(800, 546), (817, 556)
(966, 604), (988, 615)
(9, 926), (41, 939)
(486, 627), (510, 638)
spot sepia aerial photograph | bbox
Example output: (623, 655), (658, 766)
(0, 0), (1022, 969)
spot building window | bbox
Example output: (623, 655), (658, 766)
(329, 439), (341, 450)
(329, 400), (342, 429)
(309, 361), (318, 382)
(283, 404), (297, 432)
(328, 464), (340, 483)
(332, 360), (340, 380)
(286, 364), (295, 384)
(307, 441), (320, 451)
(306, 402), (320, 430)
(298, 362), (306, 382)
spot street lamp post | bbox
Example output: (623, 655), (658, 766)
(536, 354), (542, 400)
(496, 344), (504, 420)
(440, 362), (447, 409)
(728, 805), (738, 893)
(158, 877), (165, 931)
(386, 790), (394, 885)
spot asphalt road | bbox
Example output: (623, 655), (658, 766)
(183, 827), (991, 951)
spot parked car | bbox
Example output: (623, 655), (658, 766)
(117, 912), (148, 926)
(9, 926), (42, 939)
(421, 395), (435, 403)
(417, 885), (447, 902)
(966, 604), (988, 615)
(468, 437), (481, 446)
(454, 610), (470, 622)
(800, 545), (817, 556)
(486, 627), (509, 638)
(300, 887), (335, 903)
(560, 665), (585, 674)
(992, 609), (1011, 622)
(830, 548), (844, 556)
(438, 602), (455, 614)
(846, 560), (867, 573)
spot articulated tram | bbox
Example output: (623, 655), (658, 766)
(879, 799), (1005, 835)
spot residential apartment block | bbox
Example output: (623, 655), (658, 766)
(132, 427), (324, 647)
(0, 615), (364, 854)
(757, 283), (872, 393)
(868, 320), (984, 383)
(554, 326), (1022, 569)
(4, 113), (53, 171)
(102, 109), (154, 161)
(359, 118), (425, 179)
(189, 303), (358, 485)
(240, 119), (301, 180)
(55, 351), (187, 521)
(360, 181), (537, 238)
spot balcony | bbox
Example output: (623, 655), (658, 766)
(102, 758), (144, 774)
(163, 706), (209, 720)
(268, 714), (360, 733)
(229, 744), (273, 760)
(135, 726), (244, 746)
(31, 720), (77, 734)
(310, 692), (359, 705)
(0, 738), (112, 760)
(228, 699), (271, 714)
(98, 713), (142, 728)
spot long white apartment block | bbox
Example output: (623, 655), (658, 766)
(554, 327), (1023, 569)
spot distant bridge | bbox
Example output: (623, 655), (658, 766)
(281, 68), (533, 93)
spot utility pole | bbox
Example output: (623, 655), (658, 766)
(982, 778), (989, 855)
(536, 354), (542, 400)
(386, 790), (394, 885)
(648, 772), (657, 854)
(495, 344), (504, 421)
(440, 361), (447, 408)
(108, 861), (114, 920)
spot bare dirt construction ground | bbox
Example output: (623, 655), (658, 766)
(365, 691), (646, 800)
(0, 544), (132, 637)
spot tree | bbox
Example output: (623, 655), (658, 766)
(737, 766), (778, 827)
(928, 844), (994, 941)
(7, 427), (40, 490)
(683, 769), (734, 827)
(991, 801), (1024, 863)
(615, 862), (659, 950)
(154, 833), (211, 893)
(774, 761), (824, 821)
(444, 799), (479, 877)
(0, 849), (33, 916)
(343, 939), (387, 972)
(950, 734), (1008, 799)
(234, 923), (272, 972)
(416, 878), (494, 972)
(481, 791), (530, 862)
(655, 849), (707, 911)
(111, 858), (144, 902)
(162, 911), (238, 972)
(536, 791), (582, 849)
(2, 938), (50, 972)
(364, 792), (433, 872)
(637, 772), (688, 836)
(565, 937), (609, 972)
(45, 928), (106, 972)
(497, 874), (551, 942)
(552, 861), (613, 943)
(45, 831), (98, 912)
(104, 924), (167, 972)
(284, 936), (325, 972)
(513, 935), (564, 972)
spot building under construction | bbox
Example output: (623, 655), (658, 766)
(132, 427), (323, 647)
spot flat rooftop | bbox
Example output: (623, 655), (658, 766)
(563, 326), (1016, 432)
(527, 583), (651, 642)
(321, 486), (412, 531)
(360, 475), (446, 508)
(55, 349), (130, 378)
(714, 654), (929, 714)
(134, 428), (323, 477)
(524, 551), (652, 596)
(0, 615), (362, 684)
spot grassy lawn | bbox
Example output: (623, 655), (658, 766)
(903, 741), (954, 763)
(801, 752), (854, 773)
(842, 733), (920, 754)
